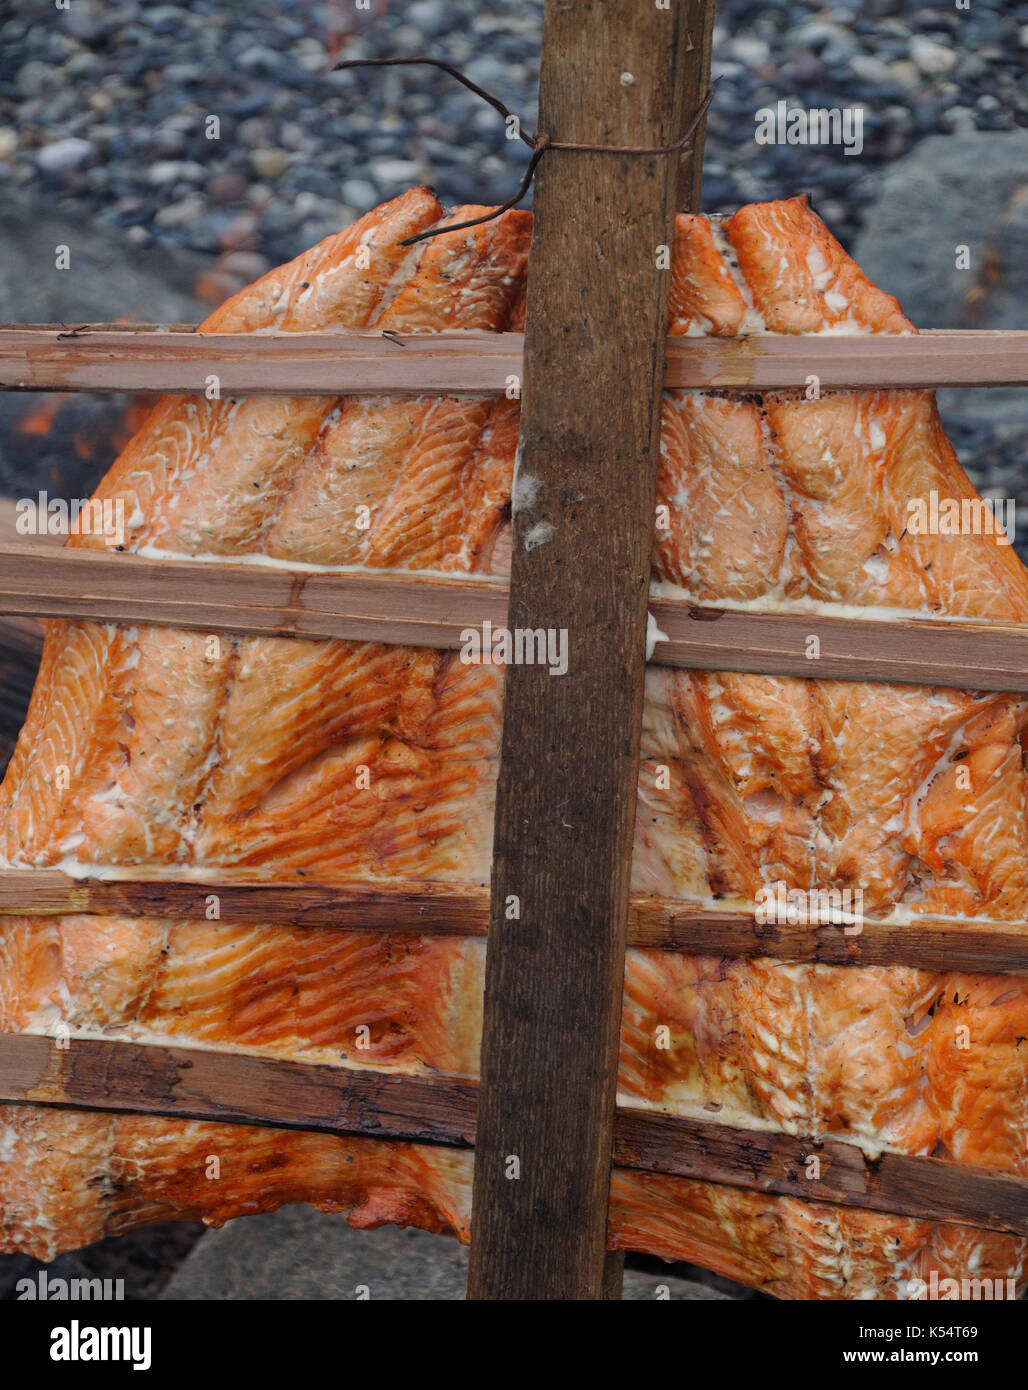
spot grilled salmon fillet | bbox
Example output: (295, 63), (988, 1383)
(1, 190), (1027, 1298)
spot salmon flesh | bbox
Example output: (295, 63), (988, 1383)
(1, 189), (1027, 1299)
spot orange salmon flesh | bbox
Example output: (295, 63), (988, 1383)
(1, 189), (1027, 1299)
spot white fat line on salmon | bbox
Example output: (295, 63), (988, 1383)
(754, 879), (864, 933)
(905, 709), (987, 851)
(16, 492), (125, 547)
(459, 620), (567, 676)
(646, 611), (668, 661)
(122, 548), (989, 622)
(707, 218), (767, 334)
(753, 100), (864, 156)
(24, 1019), (442, 1079)
(647, 580), (995, 624)
(50, 1320), (150, 1371)
(369, 219), (438, 325)
(905, 490), (1015, 546)
(133, 543), (497, 581)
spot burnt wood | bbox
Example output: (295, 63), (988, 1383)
(1, 871), (1027, 975)
(1, 1033), (1025, 1239)
(0, 1033), (476, 1146)
(612, 1110), (1028, 1238)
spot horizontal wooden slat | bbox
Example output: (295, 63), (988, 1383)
(0, 539), (506, 649)
(0, 1032), (475, 1146)
(666, 328), (1028, 390)
(3, 540), (1028, 694)
(612, 1109), (1028, 1238)
(0, 871), (488, 935)
(1, 870), (1027, 974)
(634, 902), (1028, 974)
(0, 321), (198, 333)
(0, 329), (520, 396)
(1, 1033), (1025, 1236)
(0, 328), (1026, 394)
(650, 599), (1028, 694)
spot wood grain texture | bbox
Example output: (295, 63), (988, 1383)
(665, 329), (1028, 389)
(1, 1033), (1025, 1237)
(676, 0), (716, 211)
(0, 1033), (476, 1146)
(0, 322), (198, 332)
(0, 870), (490, 935)
(2, 870), (1027, 975)
(0, 329), (522, 396)
(650, 600), (1028, 694)
(466, 0), (695, 1302)
(4, 541), (1028, 694)
(611, 1110), (1028, 1238)
(2, 328), (1028, 392)
(627, 901), (1028, 974)
(0, 539), (508, 650)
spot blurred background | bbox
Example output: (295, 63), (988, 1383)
(0, 0), (1025, 532)
(1, 0), (1025, 270)
(0, 0), (1026, 1300)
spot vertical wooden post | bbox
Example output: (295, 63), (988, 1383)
(677, 0), (716, 212)
(467, 0), (706, 1301)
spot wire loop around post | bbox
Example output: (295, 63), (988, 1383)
(334, 56), (715, 244)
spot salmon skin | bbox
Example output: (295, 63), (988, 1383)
(2, 190), (1027, 1299)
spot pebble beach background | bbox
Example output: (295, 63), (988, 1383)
(0, 0), (1026, 540)
(0, 0), (1025, 262)
(0, 0), (1026, 1301)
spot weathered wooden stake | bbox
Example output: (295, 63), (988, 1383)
(677, 0), (716, 211)
(467, 0), (711, 1300)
